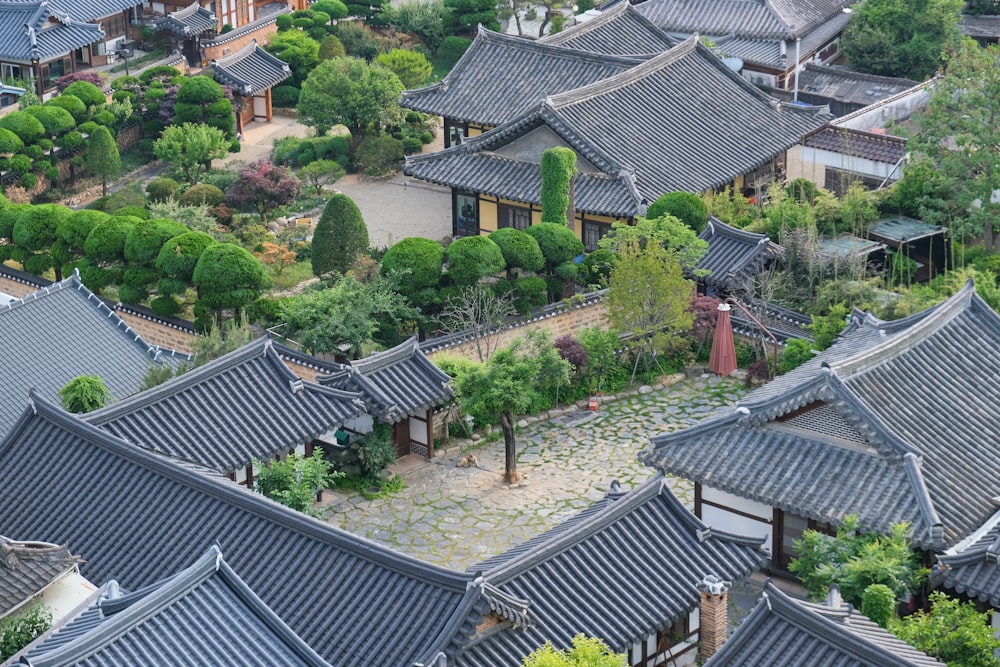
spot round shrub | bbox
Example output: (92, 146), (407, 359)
(0, 127), (23, 154)
(525, 222), (584, 268)
(57, 130), (84, 151)
(180, 183), (225, 207)
(354, 135), (404, 177)
(0, 204), (31, 239)
(13, 204), (70, 251)
(312, 193), (369, 276)
(139, 65), (182, 85)
(37, 139), (53, 153)
(381, 237), (443, 293)
(146, 177), (179, 202)
(489, 227), (544, 274)
(25, 105), (76, 136)
(77, 121), (99, 135)
(20, 145), (42, 159)
(445, 235), (505, 286)
(319, 35), (345, 60)
(294, 17), (314, 28)
(84, 215), (140, 263)
(8, 154), (30, 175)
(275, 13), (293, 30)
(646, 191), (708, 233)
(313, 0), (348, 18)
(271, 85), (300, 108)
(401, 136), (423, 155)
(62, 81), (106, 108)
(156, 231), (216, 281)
(581, 248), (616, 286)
(57, 210), (110, 252)
(113, 205), (150, 220)
(92, 110), (115, 127)
(419, 130), (434, 144)
(125, 217), (189, 265)
(112, 90), (137, 105)
(106, 189), (147, 211)
(513, 276), (547, 314)
(0, 111), (46, 144)
(192, 242), (269, 312)
(46, 95), (87, 122)
(437, 36), (472, 72)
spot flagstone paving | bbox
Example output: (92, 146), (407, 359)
(321, 375), (748, 571)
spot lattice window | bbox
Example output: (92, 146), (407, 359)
(782, 402), (866, 444)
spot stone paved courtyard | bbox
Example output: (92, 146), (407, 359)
(321, 375), (748, 571)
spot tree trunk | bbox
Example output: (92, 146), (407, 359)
(500, 411), (519, 484)
(101, 176), (108, 198)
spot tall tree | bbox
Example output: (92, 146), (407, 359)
(312, 193), (369, 277)
(192, 243), (271, 328)
(58, 375), (111, 413)
(86, 126), (121, 197)
(840, 0), (962, 79)
(225, 160), (302, 224)
(153, 123), (230, 184)
(174, 75), (235, 138)
(297, 57), (404, 149)
(454, 329), (570, 483)
(890, 592), (1000, 667)
(605, 241), (694, 380)
(908, 40), (1000, 250)
(540, 147), (577, 226)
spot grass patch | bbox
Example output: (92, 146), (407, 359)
(334, 474), (406, 500)
(267, 260), (314, 292)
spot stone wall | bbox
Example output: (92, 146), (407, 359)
(203, 21), (278, 62)
(424, 297), (609, 364)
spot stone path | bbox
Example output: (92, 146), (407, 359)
(322, 375), (748, 571)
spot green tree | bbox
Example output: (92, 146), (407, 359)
(56, 209), (109, 272)
(265, 30), (321, 87)
(522, 635), (626, 667)
(254, 447), (341, 515)
(312, 193), (369, 277)
(153, 230), (216, 316)
(153, 123), (230, 185)
(318, 35), (346, 60)
(525, 222), (584, 299)
(278, 276), (417, 356)
(175, 75), (235, 138)
(58, 375), (111, 413)
(62, 80), (106, 108)
(840, 0), (962, 79)
(375, 49), (432, 88)
(598, 215), (708, 272)
(299, 158), (346, 195)
(908, 40), (1000, 251)
(445, 235), (505, 285)
(540, 147), (577, 225)
(12, 204), (71, 278)
(788, 516), (927, 607)
(192, 243), (271, 327)
(0, 606), (51, 662)
(646, 192), (708, 233)
(380, 236), (444, 311)
(453, 329), (570, 483)
(0, 111), (45, 144)
(861, 584), (897, 629)
(86, 126), (121, 197)
(891, 592), (1000, 667)
(605, 241), (694, 380)
(313, 0), (349, 20)
(445, 0), (499, 32)
(24, 105), (75, 138)
(120, 218), (188, 303)
(297, 57), (405, 149)
(0, 127), (23, 154)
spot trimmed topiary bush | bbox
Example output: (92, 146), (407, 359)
(62, 80), (106, 108)
(25, 105), (75, 137)
(646, 191), (708, 233)
(45, 95), (87, 122)
(354, 135), (404, 176)
(0, 111), (46, 144)
(57, 210), (109, 255)
(84, 215), (141, 264)
(525, 222), (584, 269)
(180, 183), (225, 207)
(489, 227), (544, 277)
(381, 237), (444, 295)
(401, 136), (423, 155)
(540, 147), (577, 225)
(192, 243), (270, 324)
(513, 276), (547, 314)
(0, 127), (23, 154)
(111, 205), (149, 220)
(312, 193), (369, 277)
(445, 235), (505, 286)
(125, 218), (188, 264)
(146, 177), (179, 203)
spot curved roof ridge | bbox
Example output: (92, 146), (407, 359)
(537, 103), (632, 176)
(645, 408), (741, 449)
(167, 0), (211, 19)
(540, 1), (677, 48)
(351, 335), (420, 374)
(14, 390), (476, 590)
(702, 216), (772, 244)
(213, 39), (288, 70)
(471, 25), (651, 68)
(830, 280), (979, 378)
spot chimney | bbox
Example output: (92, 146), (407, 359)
(698, 574), (731, 661)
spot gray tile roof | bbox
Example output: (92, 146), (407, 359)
(406, 38), (828, 216)
(697, 217), (781, 290)
(0, 394), (486, 667)
(206, 40), (291, 95)
(153, 1), (217, 36)
(803, 125), (908, 164)
(85, 338), (367, 475)
(0, 1), (105, 62)
(400, 27), (649, 126)
(0, 537), (78, 619)
(539, 2), (677, 54)
(798, 63), (918, 108)
(705, 582), (942, 666)
(19, 547), (331, 667)
(201, 2), (289, 46)
(642, 282), (1000, 550)
(453, 475), (767, 666)
(960, 13), (1000, 38)
(47, 0), (142, 23)
(934, 511), (1000, 607)
(0, 270), (187, 438)
(636, 0), (854, 41)
(318, 336), (454, 422)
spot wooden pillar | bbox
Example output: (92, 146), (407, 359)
(426, 408), (434, 459)
(265, 87), (273, 122)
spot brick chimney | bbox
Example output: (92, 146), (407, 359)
(698, 574), (731, 661)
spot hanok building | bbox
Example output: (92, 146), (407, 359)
(696, 217), (782, 296)
(635, 0), (856, 91)
(452, 474), (767, 667)
(641, 282), (1000, 568)
(935, 510), (1000, 636)
(0, 393), (489, 667)
(1, 537), (94, 624)
(0, 270), (187, 438)
(317, 336), (455, 459)
(85, 337), (369, 487)
(786, 63), (918, 117)
(405, 37), (828, 246)
(205, 39), (290, 131)
(14, 547), (333, 666)
(0, 0), (144, 97)
(868, 215), (947, 283)
(703, 582), (942, 665)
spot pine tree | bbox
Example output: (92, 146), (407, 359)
(312, 193), (369, 277)
(86, 126), (120, 197)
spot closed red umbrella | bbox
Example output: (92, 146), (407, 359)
(709, 303), (737, 376)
